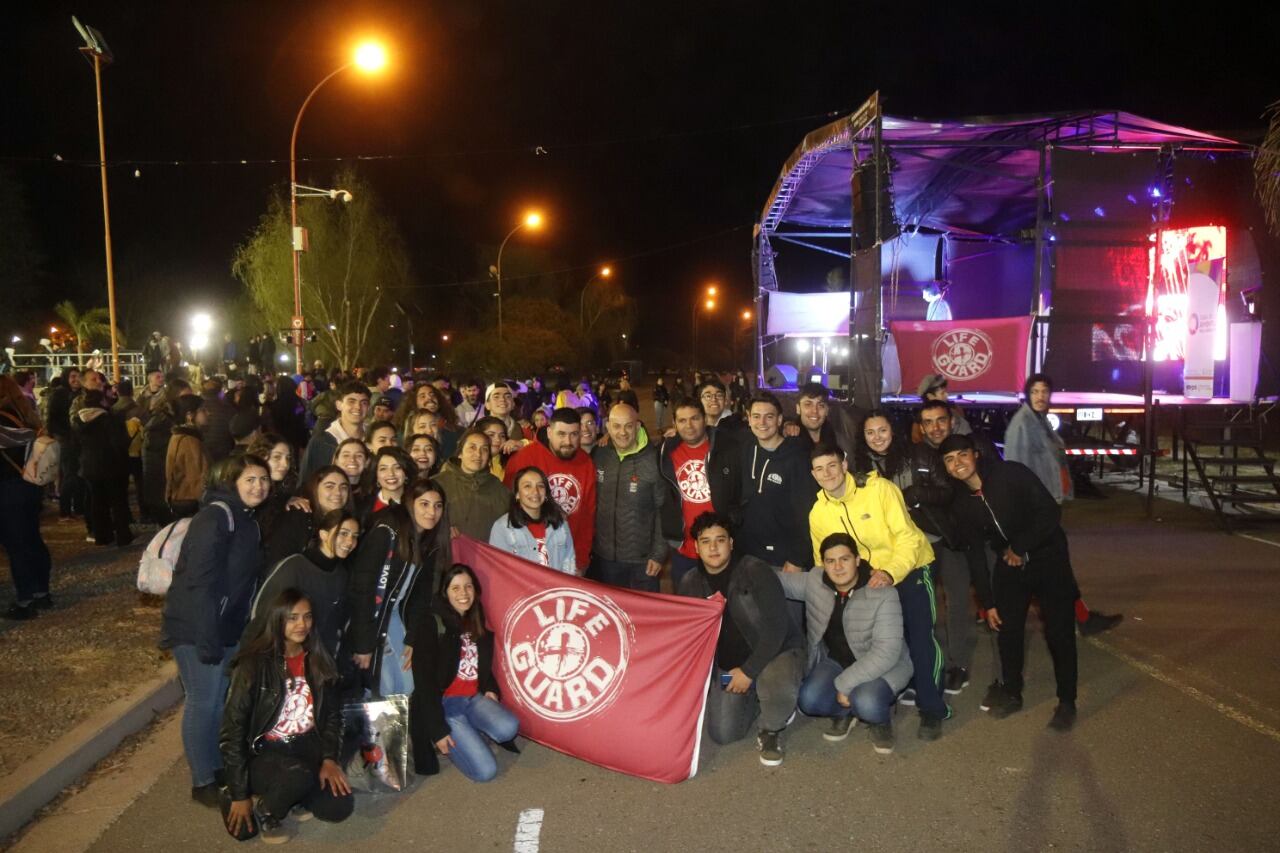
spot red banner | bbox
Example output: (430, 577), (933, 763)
(890, 315), (1034, 393)
(452, 537), (723, 784)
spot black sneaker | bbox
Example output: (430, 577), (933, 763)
(943, 667), (970, 695)
(4, 603), (38, 621)
(823, 715), (856, 742)
(190, 783), (222, 809)
(1079, 612), (1123, 636)
(988, 691), (1024, 720)
(757, 729), (784, 766)
(979, 680), (1005, 712)
(868, 723), (894, 755)
(258, 810), (293, 845)
(918, 714), (943, 741)
(290, 804), (313, 822)
(1048, 702), (1077, 732)
(31, 595), (53, 611)
(898, 688), (917, 707)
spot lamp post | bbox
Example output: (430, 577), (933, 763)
(290, 40), (387, 369)
(578, 265), (613, 333)
(72, 17), (121, 383)
(493, 210), (544, 344)
(691, 284), (717, 370)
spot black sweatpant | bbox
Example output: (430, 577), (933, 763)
(88, 477), (132, 546)
(248, 734), (353, 824)
(994, 553), (1078, 705)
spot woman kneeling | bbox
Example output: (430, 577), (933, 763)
(220, 589), (353, 842)
(410, 563), (519, 782)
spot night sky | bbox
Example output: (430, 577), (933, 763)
(6, 1), (1278, 357)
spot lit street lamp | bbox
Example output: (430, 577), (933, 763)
(190, 312), (212, 372)
(579, 265), (613, 332)
(491, 210), (544, 344)
(290, 39), (388, 368)
(691, 284), (717, 369)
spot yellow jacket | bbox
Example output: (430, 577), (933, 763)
(809, 470), (934, 584)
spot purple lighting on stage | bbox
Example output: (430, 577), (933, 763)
(1093, 206), (1106, 217)
(1149, 187), (1162, 198)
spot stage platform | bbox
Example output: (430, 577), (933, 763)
(878, 391), (1277, 415)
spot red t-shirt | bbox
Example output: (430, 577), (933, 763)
(526, 521), (550, 566)
(671, 440), (713, 557)
(503, 441), (596, 569)
(443, 632), (480, 697)
(265, 653), (315, 740)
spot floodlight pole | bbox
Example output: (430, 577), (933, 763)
(290, 64), (351, 371)
(494, 222), (527, 345)
(83, 47), (121, 383)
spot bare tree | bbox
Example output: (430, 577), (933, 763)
(1256, 100), (1280, 236)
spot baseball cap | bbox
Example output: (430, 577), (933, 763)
(916, 374), (947, 398)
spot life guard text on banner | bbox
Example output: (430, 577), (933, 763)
(452, 536), (724, 784)
(889, 315), (1035, 393)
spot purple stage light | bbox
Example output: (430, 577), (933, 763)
(1093, 206), (1106, 217)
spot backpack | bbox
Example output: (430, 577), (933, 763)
(0, 411), (58, 486)
(136, 501), (234, 596)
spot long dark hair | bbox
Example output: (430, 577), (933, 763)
(437, 563), (486, 639)
(232, 588), (338, 684)
(372, 445), (416, 499)
(507, 466), (566, 529)
(381, 477), (453, 570)
(852, 409), (910, 479)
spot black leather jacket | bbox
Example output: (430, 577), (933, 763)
(218, 651), (343, 800)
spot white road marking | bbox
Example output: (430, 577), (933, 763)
(1088, 637), (1280, 744)
(514, 808), (545, 853)
(1237, 532), (1280, 549)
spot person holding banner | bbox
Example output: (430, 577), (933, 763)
(490, 466), (576, 574)
(780, 532), (912, 754)
(409, 563), (519, 782)
(677, 512), (804, 767)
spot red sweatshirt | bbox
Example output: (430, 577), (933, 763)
(503, 441), (596, 570)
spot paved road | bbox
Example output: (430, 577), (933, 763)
(26, 487), (1280, 852)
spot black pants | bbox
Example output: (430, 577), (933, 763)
(87, 477), (132, 546)
(994, 553), (1078, 704)
(248, 735), (353, 824)
(127, 457), (143, 522)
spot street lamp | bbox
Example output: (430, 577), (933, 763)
(579, 265), (614, 332)
(492, 210), (544, 343)
(290, 39), (388, 368)
(72, 16), (122, 383)
(190, 312), (212, 371)
(691, 284), (718, 369)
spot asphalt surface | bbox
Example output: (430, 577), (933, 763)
(42, 486), (1280, 852)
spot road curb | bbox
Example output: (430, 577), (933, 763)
(0, 661), (182, 838)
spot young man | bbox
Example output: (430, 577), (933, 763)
(940, 433), (1079, 731)
(484, 381), (534, 445)
(299, 380), (370, 480)
(435, 428), (511, 542)
(677, 512), (804, 766)
(455, 379), (484, 428)
(504, 408), (597, 571)
(738, 393), (813, 572)
(784, 382), (862, 458)
(915, 374), (971, 437)
(696, 378), (745, 434)
(591, 402), (666, 591)
(778, 532), (913, 754)
(808, 443), (947, 739)
(659, 397), (743, 589)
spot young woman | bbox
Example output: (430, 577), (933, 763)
(160, 454), (270, 807)
(360, 446), (416, 522)
(165, 394), (208, 519)
(0, 375), (53, 620)
(365, 420), (399, 453)
(489, 466), (576, 574)
(411, 563), (518, 781)
(262, 464), (352, 577)
(475, 416), (510, 480)
(347, 479), (452, 705)
(221, 590), (353, 842)
(74, 389), (134, 547)
(406, 432), (441, 477)
(142, 380), (191, 526)
(247, 433), (297, 543)
(333, 437), (369, 495)
(248, 509), (359, 660)
(407, 410), (441, 445)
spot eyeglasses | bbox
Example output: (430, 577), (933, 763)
(700, 392), (725, 401)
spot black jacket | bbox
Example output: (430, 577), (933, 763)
(74, 408), (130, 481)
(200, 391), (236, 462)
(738, 436), (814, 567)
(408, 600), (502, 773)
(46, 385), (74, 439)
(677, 554), (804, 680)
(658, 428), (744, 543)
(246, 547), (350, 659)
(263, 507), (316, 571)
(591, 437), (667, 564)
(160, 488), (263, 662)
(219, 651), (343, 800)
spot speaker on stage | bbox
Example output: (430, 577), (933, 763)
(764, 363), (799, 388)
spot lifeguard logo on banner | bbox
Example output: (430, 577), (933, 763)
(503, 587), (634, 722)
(931, 328), (994, 381)
(547, 473), (583, 515)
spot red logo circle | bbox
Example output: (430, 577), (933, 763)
(930, 328), (994, 382)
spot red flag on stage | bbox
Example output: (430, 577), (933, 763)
(451, 536), (723, 784)
(890, 315), (1034, 393)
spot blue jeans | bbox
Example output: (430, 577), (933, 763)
(173, 644), (234, 787)
(594, 557), (659, 593)
(797, 656), (895, 725)
(380, 605), (414, 697)
(0, 478), (52, 603)
(441, 694), (519, 782)
(669, 550), (700, 591)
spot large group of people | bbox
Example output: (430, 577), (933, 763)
(0, 358), (1122, 842)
